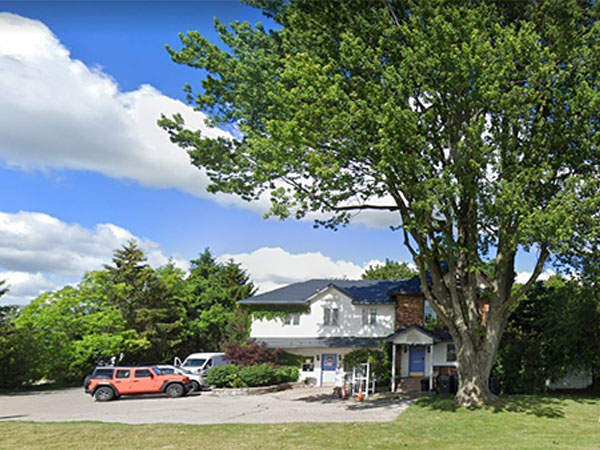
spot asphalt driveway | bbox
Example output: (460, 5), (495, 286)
(0, 386), (415, 425)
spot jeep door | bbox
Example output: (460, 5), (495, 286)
(113, 369), (135, 394)
(132, 369), (160, 393)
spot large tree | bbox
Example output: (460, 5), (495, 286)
(160, 0), (600, 405)
(362, 259), (417, 281)
(497, 275), (600, 394)
(178, 249), (256, 355)
(103, 240), (184, 362)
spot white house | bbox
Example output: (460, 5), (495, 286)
(239, 278), (458, 389)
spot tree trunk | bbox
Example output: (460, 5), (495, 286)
(455, 348), (500, 406)
(452, 311), (506, 407)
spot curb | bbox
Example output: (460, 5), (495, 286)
(205, 382), (296, 396)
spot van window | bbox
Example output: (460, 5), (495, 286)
(183, 359), (206, 368)
(206, 359), (213, 368)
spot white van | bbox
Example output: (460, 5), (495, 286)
(177, 352), (228, 376)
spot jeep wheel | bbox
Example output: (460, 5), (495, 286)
(191, 380), (201, 392)
(166, 383), (185, 398)
(94, 386), (115, 402)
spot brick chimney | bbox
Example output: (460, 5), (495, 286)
(394, 294), (425, 329)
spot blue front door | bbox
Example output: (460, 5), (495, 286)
(321, 354), (337, 371)
(409, 346), (425, 375)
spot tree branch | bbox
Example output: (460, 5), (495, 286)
(505, 245), (550, 308)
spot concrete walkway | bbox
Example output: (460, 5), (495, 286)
(0, 386), (416, 425)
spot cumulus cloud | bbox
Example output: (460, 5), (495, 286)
(515, 268), (556, 285)
(0, 271), (60, 306)
(218, 247), (386, 293)
(0, 211), (187, 305)
(0, 13), (401, 228)
(0, 13), (267, 212)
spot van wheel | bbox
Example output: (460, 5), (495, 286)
(191, 381), (201, 392)
(166, 383), (185, 398)
(94, 386), (115, 402)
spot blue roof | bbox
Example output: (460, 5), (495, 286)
(238, 277), (424, 305)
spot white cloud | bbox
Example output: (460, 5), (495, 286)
(0, 13), (402, 229)
(515, 268), (556, 285)
(218, 247), (386, 293)
(0, 13), (265, 211)
(0, 271), (60, 306)
(0, 210), (187, 305)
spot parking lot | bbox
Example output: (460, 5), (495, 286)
(0, 386), (414, 425)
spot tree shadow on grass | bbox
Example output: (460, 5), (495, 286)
(291, 391), (418, 410)
(492, 395), (565, 418)
(414, 395), (460, 412)
(415, 394), (567, 418)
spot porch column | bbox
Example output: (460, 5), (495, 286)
(391, 344), (397, 392)
(429, 344), (434, 391)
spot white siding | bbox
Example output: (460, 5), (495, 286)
(286, 347), (355, 385)
(433, 342), (457, 367)
(250, 286), (395, 338)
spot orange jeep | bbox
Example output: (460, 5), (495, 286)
(84, 366), (192, 401)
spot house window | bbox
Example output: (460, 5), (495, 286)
(324, 307), (339, 326)
(301, 357), (314, 372)
(362, 308), (377, 325)
(446, 344), (457, 362)
(284, 312), (301, 325)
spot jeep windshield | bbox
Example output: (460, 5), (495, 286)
(183, 359), (206, 368)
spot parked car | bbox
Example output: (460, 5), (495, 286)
(155, 365), (203, 392)
(83, 366), (193, 401)
(178, 352), (228, 377)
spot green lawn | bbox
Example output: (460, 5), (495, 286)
(1, 396), (598, 449)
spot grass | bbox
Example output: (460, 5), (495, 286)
(0, 395), (599, 449)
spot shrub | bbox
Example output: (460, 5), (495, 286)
(276, 351), (304, 367)
(207, 363), (300, 388)
(343, 348), (390, 383)
(224, 340), (281, 366)
(238, 364), (279, 387)
(205, 364), (244, 388)
(275, 365), (299, 383)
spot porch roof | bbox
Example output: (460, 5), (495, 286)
(255, 336), (384, 349)
(385, 325), (452, 345)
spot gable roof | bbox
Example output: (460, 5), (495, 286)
(385, 325), (453, 344)
(238, 277), (424, 306)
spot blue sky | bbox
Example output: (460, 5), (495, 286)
(0, 1), (545, 305)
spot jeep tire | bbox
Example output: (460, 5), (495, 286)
(165, 383), (185, 398)
(94, 386), (115, 402)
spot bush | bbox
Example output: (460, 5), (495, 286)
(275, 365), (299, 383)
(206, 363), (299, 388)
(205, 365), (243, 388)
(223, 340), (281, 366)
(238, 364), (279, 387)
(276, 351), (304, 367)
(343, 348), (390, 383)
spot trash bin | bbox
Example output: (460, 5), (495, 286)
(449, 375), (458, 394)
(489, 376), (500, 395)
(439, 375), (450, 394)
(421, 378), (429, 392)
